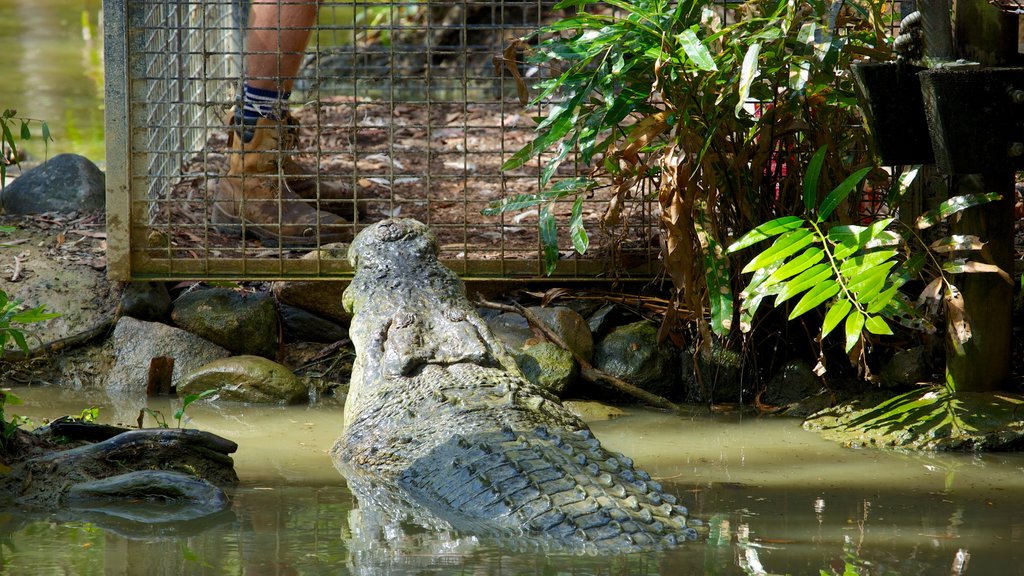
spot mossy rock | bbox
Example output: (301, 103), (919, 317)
(178, 356), (308, 405)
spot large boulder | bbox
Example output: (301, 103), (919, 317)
(680, 344), (752, 403)
(486, 306), (593, 362)
(177, 355), (308, 404)
(119, 282), (172, 322)
(171, 288), (278, 359)
(762, 359), (823, 406)
(279, 304), (348, 343)
(593, 320), (677, 400)
(1, 154), (105, 214)
(105, 316), (230, 393)
(512, 342), (577, 397)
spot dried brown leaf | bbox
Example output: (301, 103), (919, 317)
(945, 286), (971, 354)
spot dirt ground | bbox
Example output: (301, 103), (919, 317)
(156, 97), (660, 276)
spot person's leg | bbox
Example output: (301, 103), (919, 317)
(238, 0), (318, 132)
(214, 0), (351, 247)
(246, 0), (318, 93)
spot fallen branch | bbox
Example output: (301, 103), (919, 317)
(478, 298), (681, 412)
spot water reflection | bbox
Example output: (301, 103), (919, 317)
(3, 387), (1024, 575)
(0, 0), (105, 163)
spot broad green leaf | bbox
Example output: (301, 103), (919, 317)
(705, 250), (733, 336)
(847, 262), (897, 303)
(864, 315), (892, 335)
(0, 390), (23, 406)
(866, 283), (901, 314)
(569, 196), (589, 255)
(677, 28), (718, 72)
(817, 166), (873, 221)
(767, 246), (825, 284)
(839, 249), (898, 278)
(728, 216), (805, 252)
(803, 147), (827, 215)
(827, 223), (870, 246)
(41, 122), (52, 142)
(915, 193), (1001, 230)
(828, 218), (894, 257)
(11, 305), (60, 324)
(1, 123), (16, 158)
(539, 206), (559, 275)
(775, 263), (832, 305)
(844, 311), (865, 352)
(735, 42), (762, 118)
(740, 228), (815, 274)
(501, 140), (537, 172)
(886, 165), (920, 205)
(482, 193), (549, 215)
(9, 330), (29, 354)
(821, 299), (852, 338)
(19, 121), (30, 141)
(789, 279), (840, 319)
(928, 235), (984, 253)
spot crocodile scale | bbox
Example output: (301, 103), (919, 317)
(332, 218), (697, 552)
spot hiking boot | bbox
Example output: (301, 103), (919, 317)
(230, 109), (358, 220)
(212, 116), (352, 247)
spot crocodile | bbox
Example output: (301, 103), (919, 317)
(332, 218), (698, 553)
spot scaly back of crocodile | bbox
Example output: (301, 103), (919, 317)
(334, 219), (697, 552)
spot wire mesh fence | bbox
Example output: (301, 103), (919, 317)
(104, 0), (661, 281)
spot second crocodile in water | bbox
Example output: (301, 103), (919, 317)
(332, 218), (698, 552)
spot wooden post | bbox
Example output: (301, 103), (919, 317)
(945, 0), (1020, 391)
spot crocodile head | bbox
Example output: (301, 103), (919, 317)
(342, 219), (519, 429)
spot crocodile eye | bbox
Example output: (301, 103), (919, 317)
(375, 221), (403, 242)
(393, 311), (415, 328)
(442, 308), (466, 322)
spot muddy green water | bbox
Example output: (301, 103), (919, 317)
(3, 386), (1023, 575)
(0, 0), (105, 164)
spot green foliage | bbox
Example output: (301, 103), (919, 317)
(174, 389), (218, 428)
(0, 288), (61, 355)
(140, 408), (168, 429)
(77, 407), (99, 424)
(0, 389), (24, 453)
(495, 0), (891, 333)
(1, 108), (52, 189)
(729, 155), (1002, 365)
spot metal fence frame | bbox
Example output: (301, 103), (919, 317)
(104, 0), (663, 282)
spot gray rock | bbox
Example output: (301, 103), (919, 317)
(486, 306), (593, 362)
(562, 400), (627, 422)
(280, 304), (348, 343)
(593, 321), (677, 400)
(880, 346), (932, 386)
(272, 280), (350, 324)
(177, 355), (308, 404)
(171, 288), (278, 359)
(487, 311), (535, 350)
(680, 344), (751, 403)
(513, 341), (577, 397)
(119, 282), (171, 322)
(529, 306), (593, 362)
(586, 304), (623, 339)
(762, 360), (823, 405)
(106, 316), (230, 393)
(1, 154), (105, 214)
